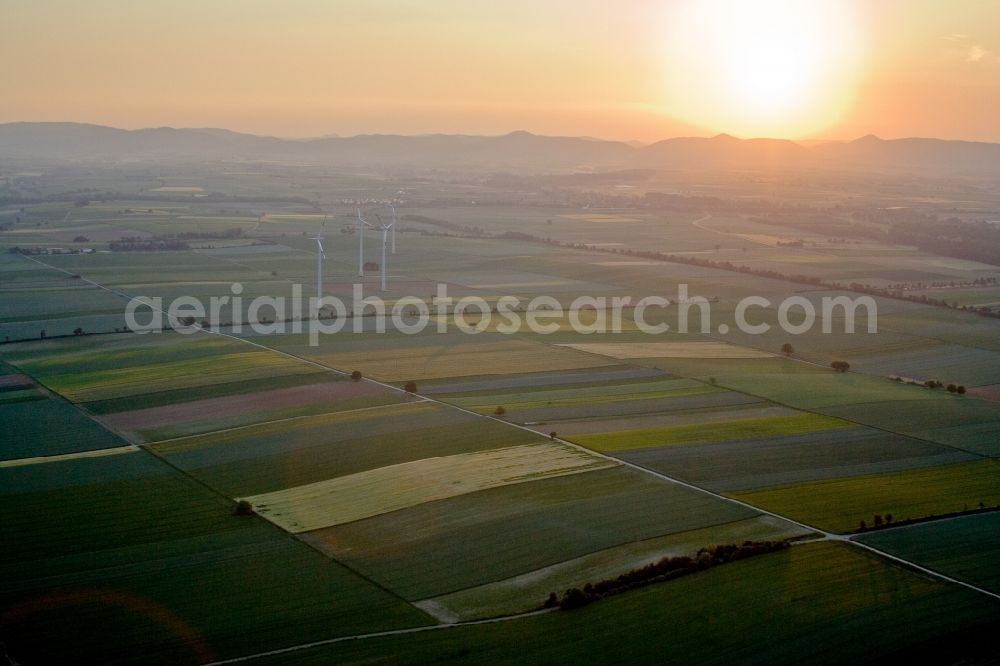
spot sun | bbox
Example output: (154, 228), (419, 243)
(660, 0), (866, 138)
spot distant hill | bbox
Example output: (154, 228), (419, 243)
(2, 122), (999, 175)
(0, 123), (632, 170)
(0, 123), (288, 160)
(811, 134), (1000, 175)
(633, 134), (811, 169)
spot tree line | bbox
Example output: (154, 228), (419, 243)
(544, 540), (789, 611)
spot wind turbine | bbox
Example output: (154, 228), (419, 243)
(375, 214), (393, 292)
(389, 205), (397, 254)
(309, 216), (328, 306)
(356, 208), (372, 277)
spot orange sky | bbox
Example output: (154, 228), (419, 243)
(2, 0), (999, 142)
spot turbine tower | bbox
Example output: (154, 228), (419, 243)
(309, 215), (328, 309)
(375, 214), (393, 292)
(390, 205), (397, 254)
(356, 208), (372, 277)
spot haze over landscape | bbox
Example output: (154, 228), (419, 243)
(2, 2), (1000, 665)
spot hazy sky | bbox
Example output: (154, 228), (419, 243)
(3, 0), (999, 142)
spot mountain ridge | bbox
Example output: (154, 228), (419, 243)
(2, 121), (999, 175)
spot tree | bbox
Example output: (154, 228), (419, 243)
(234, 500), (254, 516)
(544, 592), (558, 608)
(494, 406), (507, 416)
(858, 520), (867, 532)
(73, 327), (84, 336)
(550, 431), (558, 440)
(957, 386), (966, 394)
(404, 381), (418, 393)
(873, 514), (883, 528)
(73, 235), (89, 243)
(560, 588), (590, 610)
(947, 383), (958, 393)
(350, 370), (362, 382)
(781, 343), (794, 355)
(885, 513), (893, 524)
(830, 361), (850, 373)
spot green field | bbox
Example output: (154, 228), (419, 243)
(858, 512), (1000, 593)
(0, 286), (125, 322)
(623, 355), (826, 380)
(150, 401), (472, 461)
(0, 397), (127, 460)
(440, 377), (707, 410)
(712, 372), (946, 410)
(246, 542), (1000, 666)
(617, 428), (978, 492)
(822, 398), (1000, 454)
(83, 371), (335, 414)
(34, 350), (315, 402)
(911, 421), (1000, 457)
(439, 378), (729, 420)
(570, 413), (851, 452)
(512, 389), (764, 424)
(129, 392), (404, 442)
(732, 459), (1000, 533)
(539, 403), (793, 436)
(0, 451), (431, 664)
(421, 515), (810, 620)
(0, 387), (44, 405)
(310, 338), (612, 382)
(419, 365), (667, 395)
(0, 452), (264, 560)
(6, 335), (241, 376)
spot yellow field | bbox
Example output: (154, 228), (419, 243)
(771, 254), (839, 264)
(314, 339), (611, 381)
(464, 281), (573, 289)
(44, 351), (318, 402)
(593, 261), (664, 266)
(426, 310), (640, 334)
(557, 342), (773, 359)
(244, 442), (617, 532)
(733, 233), (789, 246)
(559, 214), (641, 223)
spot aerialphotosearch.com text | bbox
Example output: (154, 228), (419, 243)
(124, 282), (878, 346)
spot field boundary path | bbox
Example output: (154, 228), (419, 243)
(0, 444), (137, 468)
(201, 609), (555, 665)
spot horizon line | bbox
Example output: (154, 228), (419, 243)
(3, 120), (1000, 148)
